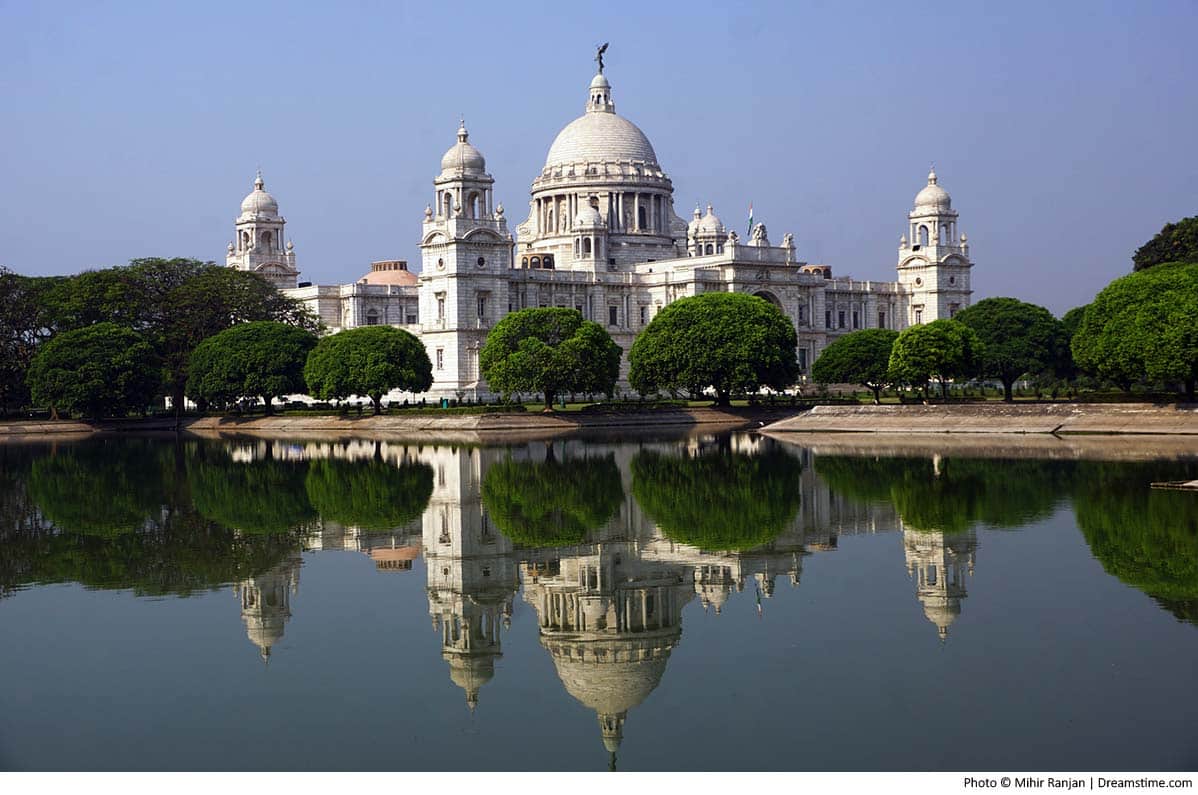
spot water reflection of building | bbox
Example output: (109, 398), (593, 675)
(903, 529), (977, 640)
(423, 446), (519, 710)
(305, 521), (423, 572)
(236, 551), (303, 662)
(523, 545), (691, 764)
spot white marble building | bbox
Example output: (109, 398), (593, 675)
(228, 64), (975, 399)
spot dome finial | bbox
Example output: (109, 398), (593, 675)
(928, 163), (937, 184)
(457, 117), (468, 143)
(254, 167), (264, 190)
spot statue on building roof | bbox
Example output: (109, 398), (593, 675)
(595, 42), (608, 73)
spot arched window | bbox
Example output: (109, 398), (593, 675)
(583, 238), (592, 255)
(241, 231), (249, 250)
(365, 308), (379, 326)
(938, 224), (946, 245)
(468, 192), (480, 218)
(521, 257), (529, 268)
(531, 256), (541, 268)
(704, 244), (714, 255)
(574, 239), (580, 256)
(442, 193), (452, 217)
(260, 230), (272, 251)
(544, 254), (555, 269)
(919, 226), (929, 247)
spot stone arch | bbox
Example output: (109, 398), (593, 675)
(754, 290), (782, 307)
(919, 225), (930, 247)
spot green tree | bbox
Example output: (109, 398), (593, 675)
(304, 326), (432, 414)
(629, 292), (799, 406)
(26, 322), (161, 419)
(38, 259), (318, 418)
(187, 321), (317, 413)
(954, 297), (1066, 401)
(479, 308), (621, 409)
(810, 328), (899, 403)
(887, 318), (983, 400)
(1133, 216), (1198, 272)
(631, 443), (803, 551)
(481, 449), (624, 547)
(1072, 263), (1198, 399)
(0, 269), (61, 414)
(305, 457), (434, 531)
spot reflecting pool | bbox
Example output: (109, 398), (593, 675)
(1, 433), (1196, 771)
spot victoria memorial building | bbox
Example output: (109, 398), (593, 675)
(224, 62), (974, 399)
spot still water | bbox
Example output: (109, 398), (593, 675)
(0, 432), (1195, 771)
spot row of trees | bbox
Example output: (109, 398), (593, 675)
(814, 261), (1198, 402)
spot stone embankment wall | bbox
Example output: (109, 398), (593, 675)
(0, 407), (792, 443)
(763, 403), (1198, 435)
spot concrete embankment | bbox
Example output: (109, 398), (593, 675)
(0, 407), (796, 444)
(762, 402), (1198, 436)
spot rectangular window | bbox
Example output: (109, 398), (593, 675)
(797, 306), (805, 322)
(575, 304), (583, 315)
(878, 311), (886, 329)
(915, 309), (923, 324)
(436, 296), (445, 321)
(798, 347), (808, 372)
(825, 310), (832, 328)
(436, 348), (444, 370)
(609, 306), (618, 326)
(838, 311), (846, 329)
(852, 311), (860, 329)
(477, 296), (486, 319)
(639, 306), (647, 325)
(406, 313), (417, 325)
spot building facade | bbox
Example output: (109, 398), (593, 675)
(227, 65), (975, 399)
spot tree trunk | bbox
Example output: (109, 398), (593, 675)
(372, 395), (382, 415)
(939, 378), (949, 400)
(1002, 379), (1014, 403)
(716, 390), (731, 407)
(262, 396), (273, 416)
(1186, 378), (1196, 403)
(543, 390), (555, 411)
(870, 385), (882, 405)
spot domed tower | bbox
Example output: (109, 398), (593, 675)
(896, 167), (973, 325)
(226, 170), (299, 290)
(517, 66), (688, 273)
(688, 204), (727, 257)
(420, 121), (514, 399)
(903, 528), (977, 640)
(236, 551), (302, 662)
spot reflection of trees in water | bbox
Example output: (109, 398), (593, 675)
(0, 439), (304, 596)
(187, 448), (316, 535)
(1073, 461), (1198, 624)
(28, 440), (166, 536)
(631, 444), (802, 551)
(481, 449), (623, 547)
(305, 457), (433, 532)
(815, 455), (1072, 533)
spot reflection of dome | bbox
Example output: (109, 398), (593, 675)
(555, 655), (668, 717)
(240, 171), (279, 217)
(358, 260), (418, 286)
(440, 121), (487, 175)
(913, 168), (952, 212)
(545, 74), (658, 169)
(245, 617), (285, 660)
(447, 654), (495, 711)
(921, 597), (961, 640)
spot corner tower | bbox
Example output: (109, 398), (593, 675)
(419, 121), (513, 398)
(226, 170), (298, 290)
(896, 168), (973, 324)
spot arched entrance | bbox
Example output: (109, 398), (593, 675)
(753, 290), (782, 308)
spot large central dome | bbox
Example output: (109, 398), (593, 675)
(543, 73), (659, 169)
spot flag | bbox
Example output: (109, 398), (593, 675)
(747, 202), (753, 236)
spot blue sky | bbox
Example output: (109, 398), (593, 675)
(2, 0), (1195, 314)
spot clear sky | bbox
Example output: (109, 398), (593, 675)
(2, 0), (1195, 315)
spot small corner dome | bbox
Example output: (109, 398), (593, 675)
(698, 205), (723, 232)
(575, 205), (605, 227)
(440, 122), (486, 175)
(241, 173), (279, 216)
(914, 168), (951, 212)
